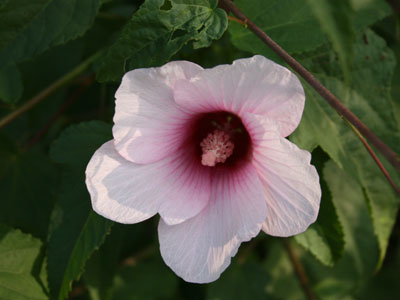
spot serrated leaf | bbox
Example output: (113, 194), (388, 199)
(0, 225), (47, 300)
(192, 4), (228, 49)
(48, 121), (114, 300)
(0, 0), (101, 68)
(295, 226), (333, 266)
(301, 30), (399, 153)
(228, 0), (390, 60)
(0, 63), (23, 104)
(291, 30), (399, 267)
(302, 160), (380, 299)
(0, 0), (51, 49)
(295, 186), (344, 267)
(294, 148), (345, 267)
(326, 159), (380, 271)
(278, 159), (379, 300)
(96, 0), (227, 82)
(306, 0), (354, 83)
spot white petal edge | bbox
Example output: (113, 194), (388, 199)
(85, 140), (211, 225)
(174, 55), (305, 137)
(243, 113), (321, 237)
(158, 163), (267, 283)
(113, 60), (203, 164)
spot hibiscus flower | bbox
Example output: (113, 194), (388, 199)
(85, 55), (321, 283)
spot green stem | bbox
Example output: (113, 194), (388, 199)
(0, 51), (102, 129)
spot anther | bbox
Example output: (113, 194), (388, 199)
(200, 130), (234, 167)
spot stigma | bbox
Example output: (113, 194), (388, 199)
(200, 130), (234, 167)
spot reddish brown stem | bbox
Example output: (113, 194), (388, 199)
(120, 245), (156, 267)
(347, 121), (400, 196)
(283, 239), (318, 300)
(227, 15), (247, 26)
(221, 0), (400, 172)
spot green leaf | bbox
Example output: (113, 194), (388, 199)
(96, 0), (227, 82)
(192, 3), (228, 49)
(295, 190), (344, 267)
(292, 30), (399, 267)
(290, 80), (354, 170)
(349, 0), (391, 30)
(0, 0), (101, 68)
(307, 160), (380, 299)
(0, 63), (23, 104)
(356, 235), (400, 300)
(288, 160), (379, 299)
(0, 225), (47, 300)
(305, 0), (354, 83)
(391, 44), (400, 130)
(262, 241), (304, 300)
(108, 258), (179, 300)
(301, 30), (399, 153)
(295, 226), (334, 266)
(295, 149), (345, 267)
(83, 224), (127, 300)
(50, 121), (113, 168)
(0, 137), (57, 240)
(229, 0), (323, 59)
(0, 0), (51, 49)
(48, 121), (114, 300)
(207, 262), (271, 300)
(228, 0), (390, 60)
(83, 223), (155, 300)
(280, 159), (380, 300)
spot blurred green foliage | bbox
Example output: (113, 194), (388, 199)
(0, 0), (399, 299)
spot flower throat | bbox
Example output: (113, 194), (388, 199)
(191, 111), (251, 168)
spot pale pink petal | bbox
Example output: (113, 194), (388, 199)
(243, 113), (321, 237)
(174, 55), (304, 137)
(113, 61), (203, 164)
(158, 164), (267, 283)
(85, 140), (211, 225)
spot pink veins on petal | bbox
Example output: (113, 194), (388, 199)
(85, 55), (322, 283)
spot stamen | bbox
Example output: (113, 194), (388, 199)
(200, 130), (234, 167)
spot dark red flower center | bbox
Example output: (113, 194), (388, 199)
(185, 111), (252, 169)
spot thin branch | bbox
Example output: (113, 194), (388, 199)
(346, 120), (400, 197)
(120, 245), (156, 267)
(221, 0), (400, 172)
(386, 0), (400, 14)
(227, 15), (247, 26)
(283, 239), (318, 300)
(0, 51), (102, 129)
(26, 76), (94, 148)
